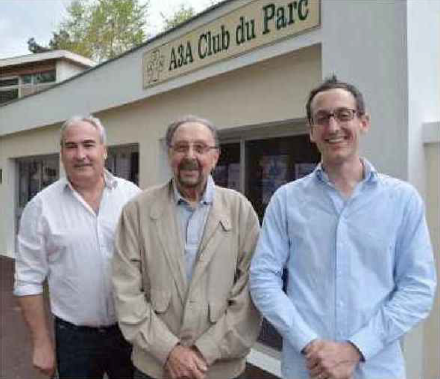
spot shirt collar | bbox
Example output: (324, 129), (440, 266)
(172, 175), (215, 205)
(314, 158), (378, 184)
(63, 169), (117, 192)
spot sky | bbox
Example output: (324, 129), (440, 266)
(0, 0), (213, 60)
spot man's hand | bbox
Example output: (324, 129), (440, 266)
(304, 339), (361, 379)
(16, 295), (55, 377)
(32, 337), (56, 377)
(165, 344), (208, 379)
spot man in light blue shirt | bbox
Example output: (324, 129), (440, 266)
(249, 76), (437, 379)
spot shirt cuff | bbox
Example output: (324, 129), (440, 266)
(13, 282), (44, 297)
(294, 331), (319, 355)
(349, 328), (384, 361)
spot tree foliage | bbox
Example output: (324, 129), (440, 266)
(27, 38), (51, 54)
(161, 4), (196, 32)
(29, 0), (149, 62)
(160, 1), (225, 32)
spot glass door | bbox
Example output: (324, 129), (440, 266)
(16, 155), (60, 233)
(214, 132), (320, 351)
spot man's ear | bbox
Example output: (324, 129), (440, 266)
(360, 113), (371, 134)
(309, 124), (316, 143)
(211, 149), (220, 171)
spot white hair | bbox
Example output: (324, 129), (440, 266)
(60, 115), (107, 146)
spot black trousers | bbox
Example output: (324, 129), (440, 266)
(55, 317), (134, 379)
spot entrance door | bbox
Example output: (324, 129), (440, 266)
(213, 132), (320, 351)
(16, 155), (60, 232)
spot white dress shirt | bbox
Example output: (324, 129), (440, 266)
(14, 171), (141, 327)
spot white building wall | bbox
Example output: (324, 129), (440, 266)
(320, 1), (439, 378)
(406, 0), (440, 197)
(405, 3), (440, 378)
(423, 123), (440, 379)
(321, 0), (409, 180)
(56, 60), (89, 82)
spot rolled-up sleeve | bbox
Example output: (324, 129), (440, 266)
(14, 199), (48, 296)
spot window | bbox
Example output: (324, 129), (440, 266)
(22, 74), (33, 84)
(0, 71), (57, 104)
(106, 144), (139, 185)
(17, 156), (59, 209)
(0, 88), (19, 104)
(213, 127), (321, 351)
(34, 71), (56, 84)
(0, 77), (19, 87)
(16, 155), (60, 233)
(0, 76), (20, 104)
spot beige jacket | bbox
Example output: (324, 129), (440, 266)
(112, 181), (261, 379)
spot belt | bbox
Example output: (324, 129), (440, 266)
(55, 317), (119, 334)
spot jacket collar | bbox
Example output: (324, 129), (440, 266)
(149, 179), (231, 302)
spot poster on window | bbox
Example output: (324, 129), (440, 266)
(228, 163), (240, 191)
(294, 163), (317, 179)
(260, 155), (289, 205)
(214, 165), (227, 187)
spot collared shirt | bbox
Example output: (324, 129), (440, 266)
(14, 171), (141, 327)
(250, 159), (436, 379)
(173, 176), (214, 281)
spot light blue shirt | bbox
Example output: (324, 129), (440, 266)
(173, 176), (214, 281)
(250, 159), (436, 379)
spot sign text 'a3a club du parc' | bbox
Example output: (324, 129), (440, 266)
(143, 0), (320, 88)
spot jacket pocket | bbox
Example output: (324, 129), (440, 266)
(150, 289), (171, 313)
(208, 301), (226, 323)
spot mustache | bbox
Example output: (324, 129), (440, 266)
(178, 159), (199, 171)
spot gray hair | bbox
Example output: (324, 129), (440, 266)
(165, 115), (219, 147)
(60, 115), (107, 146)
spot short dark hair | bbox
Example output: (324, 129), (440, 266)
(165, 115), (219, 147)
(306, 75), (366, 124)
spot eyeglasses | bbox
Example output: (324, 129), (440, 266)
(311, 107), (359, 126)
(169, 143), (219, 155)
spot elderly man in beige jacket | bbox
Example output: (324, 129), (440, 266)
(112, 115), (261, 379)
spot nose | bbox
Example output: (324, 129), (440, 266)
(326, 115), (340, 132)
(184, 145), (197, 158)
(74, 146), (86, 160)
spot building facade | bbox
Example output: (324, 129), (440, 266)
(0, 50), (95, 104)
(0, 1), (438, 377)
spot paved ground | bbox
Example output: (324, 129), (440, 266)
(0, 256), (277, 379)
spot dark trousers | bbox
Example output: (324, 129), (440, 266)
(134, 367), (246, 379)
(55, 317), (134, 379)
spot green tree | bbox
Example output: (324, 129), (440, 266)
(161, 3), (196, 32)
(27, 38), (51, 54)
(29, 0), (149, 62)
(160, 0), (226, 32)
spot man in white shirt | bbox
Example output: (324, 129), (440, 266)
(14, 115), (141, 379)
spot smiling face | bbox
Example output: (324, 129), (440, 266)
(309, 88), (370, 169)
(61, 120), (107, 189)
(168, 121), (219, 197)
